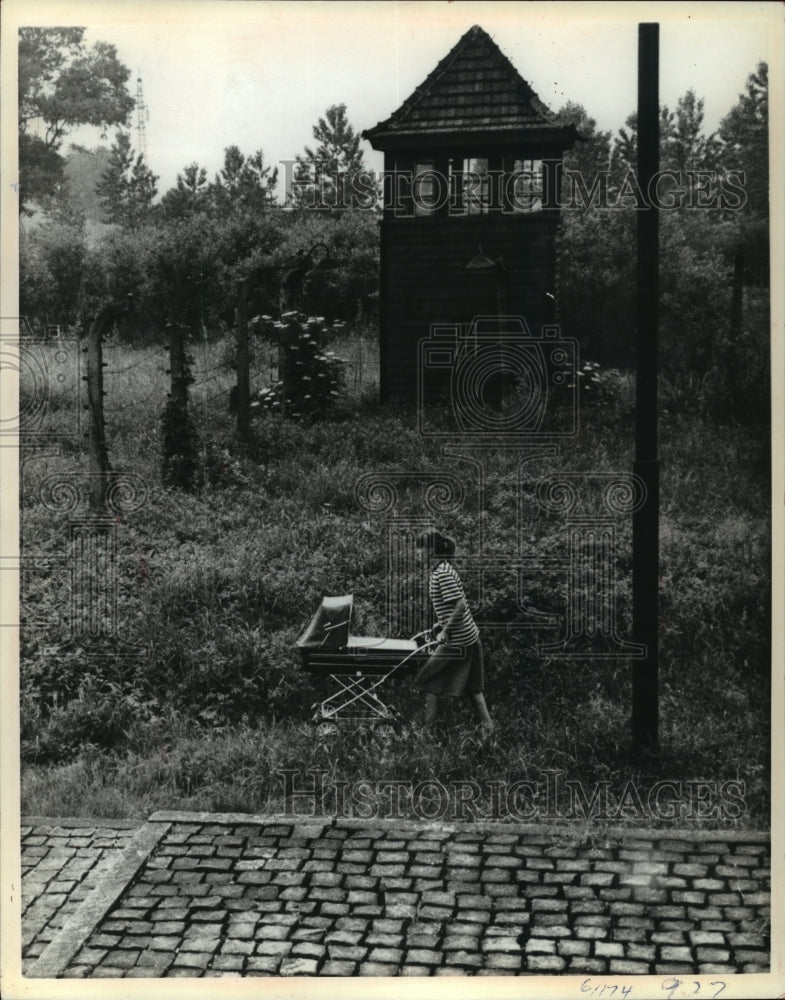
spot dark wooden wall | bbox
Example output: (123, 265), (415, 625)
(379, 212), (560, 400)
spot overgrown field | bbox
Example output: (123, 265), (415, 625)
(19, 330), (771, 827)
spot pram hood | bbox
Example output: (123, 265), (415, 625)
(295, 595), (419, 656)
(296, 594), (353, 650)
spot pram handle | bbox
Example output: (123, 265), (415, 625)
(411, 628), (440, 651)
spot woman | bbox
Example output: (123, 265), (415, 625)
(413, 529), (493, 730)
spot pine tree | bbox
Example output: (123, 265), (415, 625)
(96, 131), (158, 230)
(209, 146), (278, 217)
(719, 63), (768, 224)
(611, 105), (677, 175)
(664, 90), (721, 172)
(290, 104), (378, 210)
(160, 163), (209, 220)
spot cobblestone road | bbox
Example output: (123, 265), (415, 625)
(22, 813), (770, 978)
(21, 817), (141, 969)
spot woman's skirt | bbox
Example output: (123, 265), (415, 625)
(413, 639), (484, 697)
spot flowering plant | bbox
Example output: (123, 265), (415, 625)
(254, 311), (345, 419)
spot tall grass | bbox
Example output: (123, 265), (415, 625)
(19, 332), (770, 826)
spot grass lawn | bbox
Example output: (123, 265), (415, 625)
(18, 331), (771, 828)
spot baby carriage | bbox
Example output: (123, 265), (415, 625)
(295, 594), (434, 737)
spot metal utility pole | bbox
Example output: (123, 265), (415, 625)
(632, 23), (660, 753)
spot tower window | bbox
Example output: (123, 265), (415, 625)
(413, 160), (437, 216)
(506, 158), (543, 212)
(450, 157), (490, 215)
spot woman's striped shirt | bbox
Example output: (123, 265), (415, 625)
(429, 561), (479, 647)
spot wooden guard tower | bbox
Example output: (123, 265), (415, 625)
(363, 25), (579, 401)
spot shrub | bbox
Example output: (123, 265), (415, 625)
(275, 208), (380, 323)
(19, 215), (88, 331)
(577, 362), (633, 417)
(20, 641), (159, 763)
(255, 312), (345, 419)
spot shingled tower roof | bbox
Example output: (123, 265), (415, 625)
(363, 24), (577, 150)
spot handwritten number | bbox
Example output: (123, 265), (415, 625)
(582, 982), (626, 997)
(658, 980), (726, 1000)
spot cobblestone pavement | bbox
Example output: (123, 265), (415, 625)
(21, 817), (141, 970)
(23, 813), (770, 978)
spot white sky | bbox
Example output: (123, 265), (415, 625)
(7, 1), (779, 198)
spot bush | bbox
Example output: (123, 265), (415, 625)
(19, 215), (87, 331)
(255, 312), (345, 419)
(275, 208), (380, 323)
(20, 641), (159, 763)
(576, 361), (634, 422)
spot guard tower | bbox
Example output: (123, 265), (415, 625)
(363, 25), (578, 400)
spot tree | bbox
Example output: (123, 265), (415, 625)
(554, 102), (613, 179)
(275, 209), (380, 322)
(611, 105), (678, 175)
(717, 62), (768, 286)
(552, 75), (768, 423)
(707, 62), (770, 424)
(205, 146), (281, 270)
(290, 103), (378, 211)
(202, 147), (284, 314)
(210, 146), (278, 217)
(719, 62), (767, 217)
(613, 112), (637, 173)
(113, 146), (285, 340)
(18, 27), (135, 212)
(20, 214), (88, 331)
(145, 214), (224, 335)
(664, 90), (720, 173)
(612, 95), (721, 179)
(160, 163), (209, 220)
(96, 131), (158, 230)
(553, 102), (636, 363)
(63, 144), (113, 223)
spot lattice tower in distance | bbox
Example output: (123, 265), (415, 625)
(135, 72), (149, 160)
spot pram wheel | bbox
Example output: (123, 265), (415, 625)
(315, 720), (339, 740)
